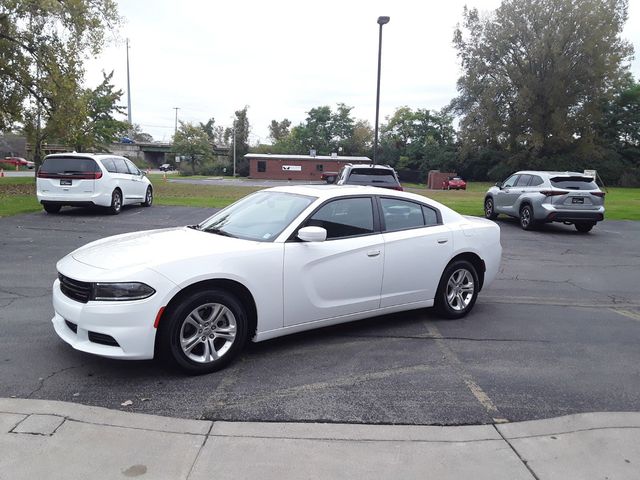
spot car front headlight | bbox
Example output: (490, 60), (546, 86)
(92, 282), (155, 301)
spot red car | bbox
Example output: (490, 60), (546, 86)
(444, 177), (467, 190)
(1, 157), (34, 169)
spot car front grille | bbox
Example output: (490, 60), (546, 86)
(58, 273), (92, 303)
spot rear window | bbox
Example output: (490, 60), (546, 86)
(40, 157), (99, 174)
(348, 168), (399, 185)
(550, 177), (598, 190)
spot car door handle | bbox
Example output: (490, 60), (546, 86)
(437, 238), (448, 244)
(367, 250), (381, 257)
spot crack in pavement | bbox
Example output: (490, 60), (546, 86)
(26, 364), (85, 399)
(344, 334), (551, 343)
(494, 425), (541, 480)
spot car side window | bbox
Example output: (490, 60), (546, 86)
(381, 198), (425, 232)
(125, 159), (140, 175)
(515, 174), (532, 186)
(101, 158), (117, 173)
(305, 197), (374, 239)
(503, 174), (519, 188)
(422, 205), (439, 226)
(113, 158), (130, 174)
(530, 175), (544, 186)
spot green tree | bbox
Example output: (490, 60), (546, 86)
(173, 122), (212, 174)
(452, 0), (633, 162)
(64, 72), (129, 151)
(268, 119), (291, 143)
(0, 0), (121, 166)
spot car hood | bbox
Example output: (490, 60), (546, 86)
(70, 227), (247, 270)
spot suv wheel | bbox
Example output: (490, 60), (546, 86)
(484, 197), (498, 220)
(109, 189), (122, 215)
(519, 204), (536, 230)
(575, 222), (594, 233)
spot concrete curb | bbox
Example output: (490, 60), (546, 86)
(1, 398), (639, 480)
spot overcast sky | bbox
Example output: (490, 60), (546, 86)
(85, 0), (640, 144)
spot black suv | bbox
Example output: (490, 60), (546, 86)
(334, 164), (403, 190)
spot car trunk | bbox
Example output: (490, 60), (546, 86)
(37, 156), (101, 197)
(547, 176), (604, 210)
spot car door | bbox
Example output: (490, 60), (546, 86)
(379, 197), (453, 307)
(494, 174), (520, 214)
(124, 159), (147, 201)
(283, 196), (384, 327)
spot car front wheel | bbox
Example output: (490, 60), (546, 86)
(159, 289), (248, 374)
(519, 204), (536, 230)
(142, 186), (153, 207)
(484, 197), (498, 220)
(435, 260), (479, 319)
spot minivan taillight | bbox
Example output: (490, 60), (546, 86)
(36, 171), (102, 179)
(540, 190), (569, 196)
(590, 192), (605, 197)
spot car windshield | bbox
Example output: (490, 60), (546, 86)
(550, 176), (598, 190)
(40, 157), (99, 174)
(197, 191), (315, 242)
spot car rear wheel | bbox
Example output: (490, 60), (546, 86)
(43, 203), (61, 214)
(142, 186), (153, 207)
(159, 289), (248, 374)
(519, 204), (536, 230)
(484, 197), (498, 220)
(435, 260), (479, 319)
(575, 222), (594, 233)
(108, 189), (122, 215)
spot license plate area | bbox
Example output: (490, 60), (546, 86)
(571, 197), (584, 204)
(60, 179), (72, 186)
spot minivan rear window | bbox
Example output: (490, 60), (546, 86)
(40, 157), (100, 174)
(349, 169), (399, 185)
(550, 177), (598, 190)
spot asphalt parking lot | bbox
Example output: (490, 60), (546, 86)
(1, 204), (639, 425)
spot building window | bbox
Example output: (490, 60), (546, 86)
(257, 161), (266, 172)
(316, 164), (323, 172)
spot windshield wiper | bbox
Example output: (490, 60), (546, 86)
(187, 224), (201, 230)
(202, 227), (236, 238)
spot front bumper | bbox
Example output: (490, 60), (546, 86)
(51, 276), (172, 360)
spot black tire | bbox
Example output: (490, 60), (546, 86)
(158, 289), (248, 374)
(43, 203), (61, 214)
(435, 260), (479, 319)
(142, 186), (153, 207)
(575, 222), (594, 233)
(484, 197), (498, 220)
(519, 204), (536, 230)
(109, 189), (122, 215)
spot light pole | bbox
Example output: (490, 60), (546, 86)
(126, 39), (132, 125)
(232, 121), (236, 177)
(373, 15), (390, 165)
(173, 107), (180, 136)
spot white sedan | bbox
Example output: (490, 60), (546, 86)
(52, 185), (501, 374)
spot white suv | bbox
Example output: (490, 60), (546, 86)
(37, 153), (153, 215)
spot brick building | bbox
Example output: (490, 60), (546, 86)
(246, 154), (371, 181)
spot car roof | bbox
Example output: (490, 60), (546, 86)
(347, 164), (395, 170)
(514, 170), (587, 177)
(44, 152), (123, 160)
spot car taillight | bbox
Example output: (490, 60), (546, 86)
(540, 190), (569, 196)
(590, 192), (605, 197)
(36, 171), (102, 179)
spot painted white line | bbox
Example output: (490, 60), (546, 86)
(610, 309), (640, 322)
(425, 323), (507, 423)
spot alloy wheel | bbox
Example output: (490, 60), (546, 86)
(179, 303), (237, 364)
(445, 268), (475, 311)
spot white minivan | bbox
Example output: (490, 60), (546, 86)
(37, 153), (153, 214)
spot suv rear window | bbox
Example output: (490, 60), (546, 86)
(40, 157), (100, 174)
(550, 177), (598, 190)
(348, 168), (399, 186)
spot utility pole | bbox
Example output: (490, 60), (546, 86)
(173, 107), (180, 136)
(373, 16), (390, 164)
(126, 39), (132, 125)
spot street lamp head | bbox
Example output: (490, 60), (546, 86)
(377, 16), (390, 25)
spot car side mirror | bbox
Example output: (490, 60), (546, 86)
(297, 226), (327, 242)
(495, 181), (503, 189)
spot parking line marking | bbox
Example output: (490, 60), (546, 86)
(425, 323), (507, 424)
(610, 309), (640, 322)
(484, 296), (640, 309)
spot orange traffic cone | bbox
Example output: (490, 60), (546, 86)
(0, 168), (4, 177)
